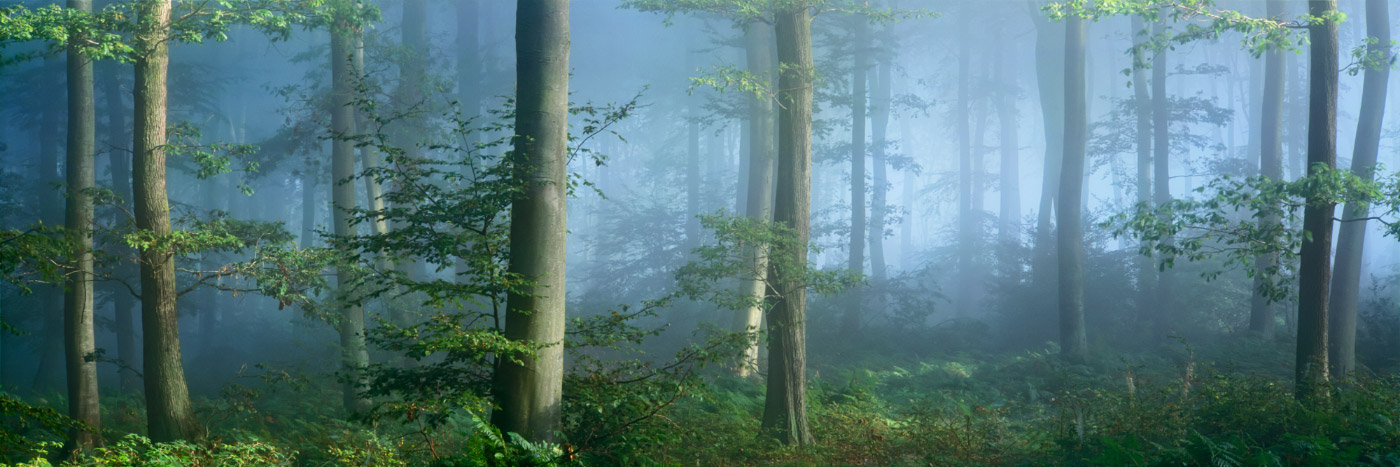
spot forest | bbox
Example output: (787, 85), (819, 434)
(2, 0), (1400, 465)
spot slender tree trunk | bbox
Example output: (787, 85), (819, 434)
(300, 166), (318, 247)
(762, 4), (814, 446)
(1296, 0), (1338, 401)
(1130, 16), (1155, 326)
(1152, 14), (1173, 331)
(1031, 10), (1064, 320)
(869, 53), (891, 282)
(134, 0), (197, 441)
(103, 61), (139, 392)
(996, 30), (1020, 248)
(1328, 0), (1388, 378)
(353, 36), (388, 240)
(1058, 13), (1088, 364)
(492, 0), (569, 443)
(687, 113), (701, 248)
(732, 22), (775, 379)
(62, 0), (101, 451)
(844, 18), (867, 335)
(330, 15), (371, 415)
(1251, 0), (1286, 338)
(956, 8), (974, 316)
(391, 0), (428, 287)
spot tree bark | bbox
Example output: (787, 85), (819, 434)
(1151, 14), (1173, 330)
(762, 4), (814, 446)
(732, 22), (775, 379)
(330, 14), (371, 415)
(1251, 0), (1286, 338)
(102, 60), (139, 392)
(1057, 13), (1088, 364)
(1030, 8), (1064, 321)
(844, 17), (867, 335)
(1328, 0), (1388, 378)
(62, 0), (101, 452)
(134, 0), (198, 441)
(1296, 0), (1338, 400)
(33, 54), (65, 393)
(869, 50), (891, 282)
(1131, 16), (1154, 326)
(956, 6), (974, 316)
(492, 0), (569, 443)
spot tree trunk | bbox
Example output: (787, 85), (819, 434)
(62, 0), (102, 451)
(353, 35), (388, 240)
(956, 7), (974, 317)
(1296, 0), (1338, 401)
(762, 4), (814, 446)
(1057, 13), (1088, 364)
(1328, 0), (1388, 379)
(687, 112), (701, 248)
(869, 52), (891, 282)
(300, 166), (318, 247)
(1151, 14), (1173, 331)
(33, 54), (65, 393)
(732, 22), (775, 379)
(330, 15), (372, 415)
(1030, 9), (1064, 321)
(134, 0), (198, 441)
(103, 61), (139, 392)
(1131, 16), (1154, 326)
(996, 30), (1019, 248)
(492, 0), (569, 443)
(1251, 0), (1286, 338)
(844, 18), (867, 335)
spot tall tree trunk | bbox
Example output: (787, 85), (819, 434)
(391, 0), (428, 287)
(762, 4), (814, 446)
(353, 35), (388, 240)
(103, 61), (139, 392)
(62, 0), (101, 451)
(331, 15), (371, 415)
(1131, 16), (1154, 326)
(687, 112), (701, 248)
(996, 30), (1020, 248)
(844, 18), (867, 335)
(1151, 14), (1173, 331)
(1296, 0), (1338, 401)
(1328, 0), (1389, 378)
(300, 166), (318, 247)
(1058, 13), (1088, 364)
(134, 0), (197, 441)
(732, 22), (775, 379)
(492, 0), (569, 443)
(1251, 0), (1286, 338)
(956, 7), (974, 316)
(869, 52), (891, 282)
(1030, 8), (1064, 321)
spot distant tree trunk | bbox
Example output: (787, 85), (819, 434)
(869, 52), (891, 282)
(956, 7), (974, 317)
(1151, 14), (1173, 331)
(1296, 0), (1338, 400)
(391, 0), (428, 287)
(762, 3), (814, 446)
(1131, 16), (1154, 326)
(1030, 8), (1064, 322)
(1286, 50), (1307, 182)
(1328, 0), (1388, 379)
(995, 30), (1020, 248)
(103, 61), (139, 392)
(844, 18), (867, 335)
(492, 0), (569, 443)
(300, 166), (318, 247)
(133, 0), (197, 441)
(353, 35), (388, 240)
(1057, 12), (1088, 364)
(330, 15), (371, 415)
(732, 22), (775, 379)
(687, 112), (701, 248)
(34, 54), (65, 393)
(62, 0), (102, 452)
(455, 0), (481, 285)
(1251, 0), (1286, 338)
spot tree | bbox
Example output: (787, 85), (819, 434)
(1250, 0), (1285, 338)
(868, 30), (891, 281)
(955, 3), (974, 317)
(1327, 0), (1389, 378)
(131, 0), (199, 442)
(1151, 11), (1172, 329)
(329, 1), (370, 415)
(843, 15), (867, 335)
(994, 22), (1019, 248)
(1295, 0), (1338, 399)
(1029, 3), (1064, 324)
(491, 0), (570, 443)
(1131, 15), (1154, 325)
(762, 1), (814, 445)
(61, 0), (101, 453)
(733, 21), (776, 379)
(1057, 9), (1088, 364)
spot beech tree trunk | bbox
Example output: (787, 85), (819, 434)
(732, 22), (775, 379)
(955, 7), (974, 316)
(134, 0), (198, 441)
(330, 15), (371, 415)
(869, 52), (891, 282)
(844, 18), (867, 335)
(1151, 14), (1173, 330)
(1296, 0), (1338, 401)
(995, 29), (1019, 248)
(1057, 13), (1088, 364)
(102, 61), (139, 392)
(1030, 9), (1064, 320)
(33, 54), (65, 393)
(1328, 0), (1388, 378)
(1131, 16), (1154, 326)
(492, 0), (569, 443)
(762, 4), (814, 446)
(62, 0), (101, 452)
(1250, 0), (1286, 338)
